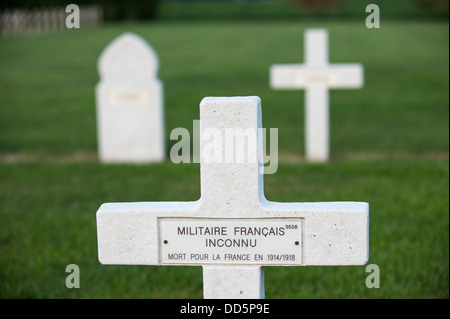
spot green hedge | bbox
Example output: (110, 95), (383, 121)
(157, 0), (449, 21)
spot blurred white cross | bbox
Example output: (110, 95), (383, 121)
(270, 29), (364, 162)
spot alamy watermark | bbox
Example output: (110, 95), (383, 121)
(365, 4), (380, 29)
(65, 264), (80, 288)
(365, 264), (380, 288)
(170, 120), (279, 174)
(65, 4), (80, 29)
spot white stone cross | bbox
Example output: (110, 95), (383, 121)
(96, 96), (369, 299)
(270, 29), (364, 162)
(96, 32), (165, 163)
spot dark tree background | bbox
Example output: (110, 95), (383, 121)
(0, 0), (160, 21)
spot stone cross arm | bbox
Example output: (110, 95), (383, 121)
(97, 200), (368, 266)
(270, 64), (363, 89)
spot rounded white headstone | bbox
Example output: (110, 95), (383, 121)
(98, 32), (159, 84)
(95, 32), (165, 163)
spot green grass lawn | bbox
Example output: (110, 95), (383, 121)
(0, 20), (448, 298)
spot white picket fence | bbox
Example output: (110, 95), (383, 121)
(0, 5), (103, 36)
